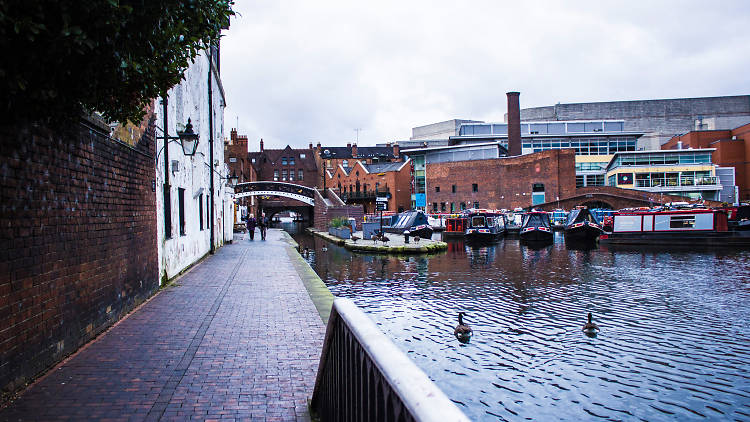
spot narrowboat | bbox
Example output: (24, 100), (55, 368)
(727, 205), (750, 231)
(519, 211), (554, 243)
(465, 211), (506, 243)
(550, 209), (568, 231)
(564, 207), (604, 242)
(427, 214), (447, 231)
(504, 208), (524, 235)
(443, 216), (468, 239)
(599, 208), (750, 246)
(385, 210), (434, 238)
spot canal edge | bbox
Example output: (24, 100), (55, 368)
(280, 230), (335, 325)
(306, 227), (448, 254)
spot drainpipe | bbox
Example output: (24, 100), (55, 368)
(162, 97), (171, 240)
(208, 55), (215, 254)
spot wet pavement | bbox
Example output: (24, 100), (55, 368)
(0, 230), (326, 422)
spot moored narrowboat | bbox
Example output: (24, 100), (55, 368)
(564, 207), (604, 242)
(443, 216), (468, 239)
(550, 209), (567, 231)
(519, 211), (554, 243)
(385, 210), (434, 238)
(599, 208), (750, 246)
(465, 211), (506, 243)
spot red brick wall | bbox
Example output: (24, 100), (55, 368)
(0, 118), (158, 394)
(425, 149), (576, 211)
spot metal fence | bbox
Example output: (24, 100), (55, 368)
(311, 298), (470, 422)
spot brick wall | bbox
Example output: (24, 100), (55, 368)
(0, 118), (159, 395)
(425, 149), (576, 211)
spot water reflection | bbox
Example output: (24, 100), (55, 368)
(286, 222), (750, 421)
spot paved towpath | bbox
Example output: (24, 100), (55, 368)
(0, 230), (328, 422)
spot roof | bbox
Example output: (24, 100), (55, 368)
(364, 162), (408, 173)
(318, 146), (396, 159)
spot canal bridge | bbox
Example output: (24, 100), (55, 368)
(233, 181), (363, 229)
(532, 186), (722, 211)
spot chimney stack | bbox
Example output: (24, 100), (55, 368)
(347, 143), (351, 148)
(309, 142), (313, 150)
(260, 138), (264, 152)
(230, 128), (238, 143)
(507, 91), (521, 156)
(392, 143), (400, 159)
(351, 143), (358, 158)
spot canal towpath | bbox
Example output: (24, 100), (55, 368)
(0, 229), (332, 422)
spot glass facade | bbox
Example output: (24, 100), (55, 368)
(522, 137), (636, 155)
(610, 152), (712, 167)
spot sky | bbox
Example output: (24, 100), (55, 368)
(220, 1), (750, 150)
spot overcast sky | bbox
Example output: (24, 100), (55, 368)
(220, 1), (750, 150)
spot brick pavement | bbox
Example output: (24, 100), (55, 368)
(0, 230), (327, 422)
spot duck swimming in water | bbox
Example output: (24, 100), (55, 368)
(582, 312), (599, 337)
(454, 312), (473, 343)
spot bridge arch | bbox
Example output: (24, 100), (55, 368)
(233, 181), (315, 206)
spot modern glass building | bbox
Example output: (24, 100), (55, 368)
(604, 149), (723, 200)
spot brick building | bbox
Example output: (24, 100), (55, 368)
(247, 139), (318, 216)
(315, 143), (402, 187)
(326, 160), (412, 213)
(663, 122), (750, 202)
(421, 149), (576, 212)
(225, 128), (257, 218)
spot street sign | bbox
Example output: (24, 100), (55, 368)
(376, 196), (388, 203)
(376, 202), (387, 211)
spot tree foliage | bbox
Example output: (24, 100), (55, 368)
(0, 0), (234, 124)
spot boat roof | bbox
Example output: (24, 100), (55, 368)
(616, 208), (718, 215)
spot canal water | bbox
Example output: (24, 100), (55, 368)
(284, 223), (750, 421)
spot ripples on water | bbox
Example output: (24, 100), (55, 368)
(289, 225), (750, 421)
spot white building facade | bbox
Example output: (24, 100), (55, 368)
(154, 45), (234, 283)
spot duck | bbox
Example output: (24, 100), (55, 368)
(454, 312), (473, 343)
(413, 236), (420, 243)
(350, 234), (360, 243)
(582, 312), (599, 337)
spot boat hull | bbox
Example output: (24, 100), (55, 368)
(519, 228), (554, 242)
(564, 222), (603, 242)
(600, 231), (750, 246)
(465, 229), (504, 243)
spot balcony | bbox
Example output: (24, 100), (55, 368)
(340, 190), (390, 202)
(634, 177), (721, 191)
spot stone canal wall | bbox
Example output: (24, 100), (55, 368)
(0, 118), (159, 395)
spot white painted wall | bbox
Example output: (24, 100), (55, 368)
(155, 47), (228, 283)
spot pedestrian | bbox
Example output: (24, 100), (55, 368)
(246, 214), (257, 241)
(259, 212), (269, 241)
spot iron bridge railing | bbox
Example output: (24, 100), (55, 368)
(311, 298), (470, 422)
(233, 181), (316, 199)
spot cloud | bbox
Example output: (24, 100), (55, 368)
(220, 0), (750, 149)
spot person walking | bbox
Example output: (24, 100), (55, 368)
(246, 214), (257, 241)
(259, 212), (269, 241)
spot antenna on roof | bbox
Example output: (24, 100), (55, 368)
(355, 128), (362, 143)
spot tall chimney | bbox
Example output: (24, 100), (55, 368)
(507, 91), (521, 156)
(260, 138), (264, 152)
(309, 142), (313, 150)
(351, 143), (358, 158)
(392, 143), (400, 159)
(230, 128), (238, 143)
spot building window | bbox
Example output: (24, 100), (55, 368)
(178, 188), (186, 236)
(326, 159), (332, 168)
(450, 202), (455, 212)
(608, 175), (616, 186)
(229, 157), (237, 163)
(273, 170), (279, 181)
(289, 157), (295, 165)
(460, 202), (466, 211)
(532, 183), (545, 206)
(472, 183), (478, 192)
(441, 202), (446, 212)
(298, 169), (304, 180)
(432, 202), (438, 212)
(452, 185), (456, 193)
(282, 169), (287, 181)
(342, 160), (349, 167)
(576, 175), (585, 188)
(205, 195), (209, 229)
(435, 186), (440, 193)
(282, 157), (288, 165)
(251, 158), (256, 163)
(198, 195), (204, 230)
(289, 170), (294, 181)
(474, 201), (479, 209)
(300, 153), (306, 159)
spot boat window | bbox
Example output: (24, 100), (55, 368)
(471, 216), (486, 227)
(670, 215), (695, 229)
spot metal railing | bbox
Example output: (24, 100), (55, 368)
(634, 176), (719, 188)
(311, 298), (470, 422)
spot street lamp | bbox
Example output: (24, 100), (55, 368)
(158, 118), (200, 156)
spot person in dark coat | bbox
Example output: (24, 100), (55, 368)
(246, 215), (257, 240)
(259, 212), (269, 241)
